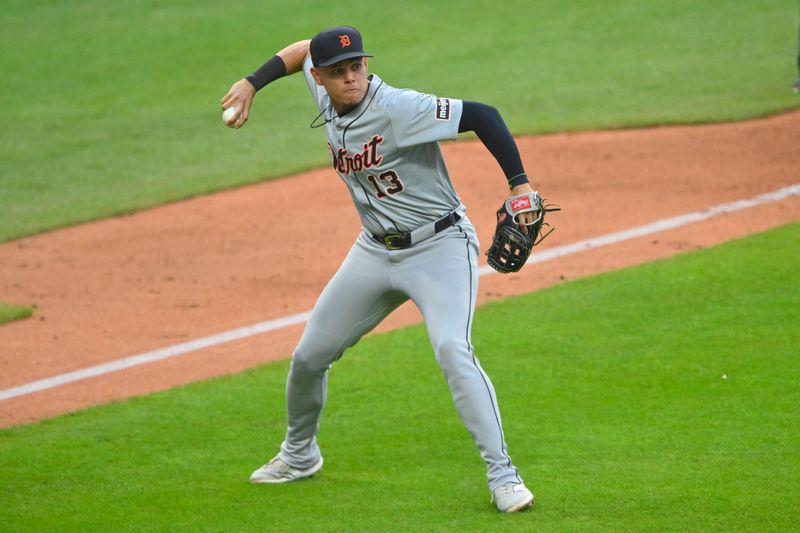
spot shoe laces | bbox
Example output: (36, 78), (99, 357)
(490, 482), (522, 503)
(267, 457), (291, 473)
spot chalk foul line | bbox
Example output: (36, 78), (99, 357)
(2, 183), (799, 403)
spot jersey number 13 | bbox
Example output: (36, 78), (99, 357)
(366, 170), (404, 199)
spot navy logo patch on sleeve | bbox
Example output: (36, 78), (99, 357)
(435, 98), (451, 120)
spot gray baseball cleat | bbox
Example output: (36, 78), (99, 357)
(249, 456), (324, 484)
(794, 78), (800, 94)
(492, 482), (535, 513)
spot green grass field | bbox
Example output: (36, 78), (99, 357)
(2, 224), (798, 532)
(0, 303), (32, 324)
(1, 0), (798, 241)
(2, 0), (799, 529)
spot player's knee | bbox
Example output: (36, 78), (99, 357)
(292, 351), (324, 374)
(432, 338), (471, 368)
(290, 347), (333, 376)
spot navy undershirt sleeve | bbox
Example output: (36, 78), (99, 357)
(458, 101), (529, 188)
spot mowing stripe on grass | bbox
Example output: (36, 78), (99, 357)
(1, 183), (798, 403)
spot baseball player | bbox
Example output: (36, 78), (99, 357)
(221, 26), (541, 513)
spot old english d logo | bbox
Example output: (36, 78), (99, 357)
(339, 35), (351, 47)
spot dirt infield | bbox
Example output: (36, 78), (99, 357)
(1, 111), (798, 427)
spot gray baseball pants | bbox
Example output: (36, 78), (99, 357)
(276, 219), (523, 491)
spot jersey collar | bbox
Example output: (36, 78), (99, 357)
(310, 75), (383, 130)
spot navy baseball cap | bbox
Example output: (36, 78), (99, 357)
(310, 26), (372, 67)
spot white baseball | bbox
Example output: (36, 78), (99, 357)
(222, 106), (238, 125)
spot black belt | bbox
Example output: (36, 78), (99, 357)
(372, 211), (462, 250)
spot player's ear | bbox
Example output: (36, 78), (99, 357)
(310, 67), (324, 86)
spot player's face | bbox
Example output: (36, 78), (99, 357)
(312, 58), (369, 114)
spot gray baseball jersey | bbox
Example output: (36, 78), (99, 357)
(303, 57), (464, 236)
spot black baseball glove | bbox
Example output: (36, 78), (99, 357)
(486, 191), (560, 273)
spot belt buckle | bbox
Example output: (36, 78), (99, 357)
(384, 233), (404, 250)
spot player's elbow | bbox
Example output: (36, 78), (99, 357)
(458, 101), (502, 134)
